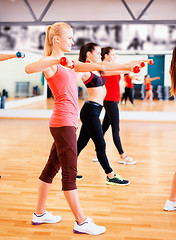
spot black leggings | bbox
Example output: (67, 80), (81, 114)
(102, 101), (124, 155)
(121, 87), (134, 104)
(77, 101), (113, 174)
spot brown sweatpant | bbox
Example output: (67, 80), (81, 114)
(39, 126), (77, 191)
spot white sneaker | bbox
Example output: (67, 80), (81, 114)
(150, 102), (155, 105)
(73, 217), (106, 235)
(143, 102), (148, 105)
(119, 156), (137, 165)
(32, 211), (62, 225)
(163, 200), (176, 211)
(92, 158), (98, 162)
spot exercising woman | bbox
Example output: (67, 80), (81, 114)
(163, 46), (176, 211)
(25, 23), (140, 235)
(121, 73), (138, 105)
(143, 74), (160, 104)
(101, 47), (136, 165)
(77, 43), (151, 183)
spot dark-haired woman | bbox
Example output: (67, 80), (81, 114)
(77, 43), (150, 184)
(121, 73), (136, 105)
(163, 46), (176, 211)
(143, 74), (160, 105)
(101, 47), (136, 165)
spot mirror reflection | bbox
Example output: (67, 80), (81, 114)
(0, 24), (175, 111)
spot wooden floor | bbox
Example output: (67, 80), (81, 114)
(0, 117), (176, 240)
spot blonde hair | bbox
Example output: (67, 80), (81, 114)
(43, 22), (72, 56)
(170, 47), (176, 96)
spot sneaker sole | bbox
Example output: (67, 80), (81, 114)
(119, 161), (137, 165)
(32, 218), (62, 225)
(32, 221), (43, 225)
(106, 181), (130, 186)
(163, 207), (176, 211)
(73, 229), (85, 234)
(73, 229), (106, 235)
(32, 220), (61, 225)
(92, 158), (99, 162)
(76, 178), (83, 181)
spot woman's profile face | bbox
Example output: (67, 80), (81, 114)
(107, 49), (116, 62)
(59, 28), (74, 52)
(88, 46), (101, 63)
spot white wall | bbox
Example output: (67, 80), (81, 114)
(0, 51), (43, 97)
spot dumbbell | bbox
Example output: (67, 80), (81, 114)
(149, 59), (154, 65)
(16, 51), (25, 58)
(60, 57), (75, 69)
(140, 62), (145, 68)
(133, 65), (140, 74)
(60, 57), (68, 66)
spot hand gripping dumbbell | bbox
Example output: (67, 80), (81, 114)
(133, 65), (140, 74)
(16, 51), (25, 58)
(60, 57), (75, 69)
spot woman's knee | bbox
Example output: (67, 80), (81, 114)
(62, 168), (77, 191)
(60, 149), (77, 191)
(96, 140), (106, 154)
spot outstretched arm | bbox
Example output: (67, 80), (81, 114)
(0, 52), (24, 62)
(149, 76), (160, 81)
(94, 59), (152, 76)
(74, 59), (150, 73)
(25, 57), (60, 74)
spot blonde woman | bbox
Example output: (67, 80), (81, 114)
(25, 22), (146, 235)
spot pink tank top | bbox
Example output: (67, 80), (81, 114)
(44, 65), (79, 128)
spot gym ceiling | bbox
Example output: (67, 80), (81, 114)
(0, 0), (176, 26)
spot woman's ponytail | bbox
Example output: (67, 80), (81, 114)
(79, 42), (99, 62)
(43, 25), (52, 57)
(43, 22), (72, 57)
(170, 47), (176, 96)
(79, 45), (86, 62)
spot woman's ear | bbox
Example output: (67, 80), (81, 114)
(86, 51), (91, 58)
(104, 53), (108, 60)
(53, 36), (60, 45)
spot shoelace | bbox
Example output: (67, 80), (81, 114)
(114, 174), (123, 181)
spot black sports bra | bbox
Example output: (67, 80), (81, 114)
(84, 72), (106, 88)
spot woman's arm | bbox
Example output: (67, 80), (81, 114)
(0, 52), (24, 61)
(149, 76), (160, 81)
(75, 59), (151, 74)
(25, 57), (60, 74)
(103, 59), (151, 74)
(74, 61), (134, 73)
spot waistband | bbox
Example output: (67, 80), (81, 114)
(85, 100), (103, 107)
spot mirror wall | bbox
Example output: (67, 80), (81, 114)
(0, 23), (174, 113)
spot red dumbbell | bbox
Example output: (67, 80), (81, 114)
(140, 62), (145, 68)
(60, 57), (68, 66)
(71, 61), (75, 69)
(149, 59), (154, 65)
(133, 65), (140, 74)
(86, 60), (91, 63)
